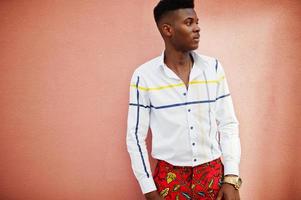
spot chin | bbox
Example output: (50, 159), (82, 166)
(181, 43), (199, 52)
(190, 45), (199, 50)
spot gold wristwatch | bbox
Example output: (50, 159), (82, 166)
(222, 176), (242, 190)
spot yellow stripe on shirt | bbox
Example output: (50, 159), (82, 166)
(131, 76), (225, 91)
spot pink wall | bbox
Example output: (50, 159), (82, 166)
(0, 1), (300, 199)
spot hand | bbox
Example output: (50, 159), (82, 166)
(216, 183), (240, 200)
(144, 191), (163, 200)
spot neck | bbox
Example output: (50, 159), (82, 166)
(163, 47), (193, 89)
(164, 47), (193, 73)
(164, 48), (191, 68)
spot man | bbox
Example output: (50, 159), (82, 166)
(126, 0), (242, 199)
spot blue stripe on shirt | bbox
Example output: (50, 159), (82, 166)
(129, 93), (230, 110)
(133, 76), (150, 178)
(216, 93), (230, 100)
(215, 59), (218, 72)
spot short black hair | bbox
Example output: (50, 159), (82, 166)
(153, 0), (194, 24)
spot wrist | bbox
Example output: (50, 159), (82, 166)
(224, 174), (238, 177)
(222, 176), (242, 190)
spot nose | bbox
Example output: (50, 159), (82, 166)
(194, 24), (201, 32)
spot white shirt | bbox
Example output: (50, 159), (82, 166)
(126, 51), (241, 194)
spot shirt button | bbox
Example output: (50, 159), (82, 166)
(194, 159), (197, 162)
(192, 143), (195, 146)
(190, 126), (194, 130)
(183, 92), (187, 96)
(188, 109), (191, 112)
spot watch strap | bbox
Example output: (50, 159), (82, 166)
(223, 176), (242, 190)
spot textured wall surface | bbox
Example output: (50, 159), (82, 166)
(0, 0), (300, 199)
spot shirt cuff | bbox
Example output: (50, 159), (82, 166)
(223, 160), (240, 176)
(139, 177), (157, 194)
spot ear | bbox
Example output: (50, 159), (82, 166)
(161, 23), (173, 37)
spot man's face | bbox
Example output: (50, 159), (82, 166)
(169, 8), (200, 51)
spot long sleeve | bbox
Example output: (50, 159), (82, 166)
(215, 61), (241, 176)
(126, 70), (156, 194)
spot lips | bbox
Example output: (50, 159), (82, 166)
(193, 37), (200, 42)
(193, 35), (200, 41)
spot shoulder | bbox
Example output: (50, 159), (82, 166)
(129, 54), (162, 85)
(135, 56), (161, 74)
(195, 52), (216, 62)
(131, 55), (162, 80)
(193, 52), (220, 72)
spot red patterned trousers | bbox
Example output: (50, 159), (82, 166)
(153, 158), (223, 200)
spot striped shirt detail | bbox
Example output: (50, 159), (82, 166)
(126, 51), (241, 194)
(215, 58), (218, 72)
(133, 76), (149, 178)
(130, 76), (225, 91)
(129, 93), (231, 110)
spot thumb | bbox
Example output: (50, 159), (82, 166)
(216, 189), (223, 200)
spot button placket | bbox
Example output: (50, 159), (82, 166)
(184, 84), (197, 165)
(184, 87), (196, 164)
(184, 89), (195, 136)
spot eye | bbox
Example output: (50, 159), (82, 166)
(185, 21), (192, 26)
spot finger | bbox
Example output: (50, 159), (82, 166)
(216, 190), (223, 200)
(237, 192), (241, 200)
(223, 193), (229, 200)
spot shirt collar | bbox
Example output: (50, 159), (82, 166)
(159, 51), (209, 80)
